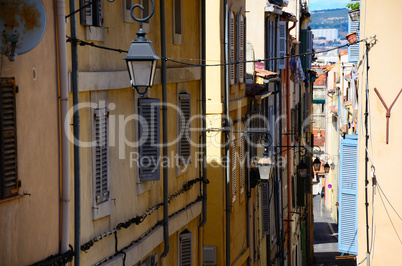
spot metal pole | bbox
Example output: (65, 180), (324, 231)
(69, 0), (80, 264)
(160, 0), (169, 258)
(364, 41), (370, 266)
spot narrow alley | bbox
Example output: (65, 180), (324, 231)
(313, 195), (355, 266)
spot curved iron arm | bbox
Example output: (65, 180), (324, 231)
(130, 0), (155, 26)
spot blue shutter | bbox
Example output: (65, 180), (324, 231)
(338, 135), (358, 255)
(348, 0), (360, 62)
(138, 98), (160, 181)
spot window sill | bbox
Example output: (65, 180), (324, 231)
(0, 194), (24, 204)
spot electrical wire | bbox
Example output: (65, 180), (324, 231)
(66, 35), (365, 67)
(377, 186), (402, 245)
(376, 180), (402, 222)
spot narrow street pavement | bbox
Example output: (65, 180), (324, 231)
(312, 195), (356, 266)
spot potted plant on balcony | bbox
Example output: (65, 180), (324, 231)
(347, 2), (360, 21)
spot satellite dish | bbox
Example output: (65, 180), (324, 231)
(0, 0), (47, 61)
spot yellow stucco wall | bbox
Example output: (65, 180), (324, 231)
(64, 0), (203, 265)
(0, 1), (60, 265)
(357, 0), (402, 264)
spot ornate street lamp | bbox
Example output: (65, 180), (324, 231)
(298, 159), (308, 178)
(323, 162), (330, 174)
(124, 1), (159, 97)
(258, 151), (273, 181)
(313, 157), (321, 171)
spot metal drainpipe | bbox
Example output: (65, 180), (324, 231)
(224, 1), (231, 265)
(199, 0), (207, 229)
(69, 0), (80, 264)
(56, 0), (70, 254)
(160, 0), (169, 259)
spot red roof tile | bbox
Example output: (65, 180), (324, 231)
(314, 74), (326, 86)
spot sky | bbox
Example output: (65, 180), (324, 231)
(309, 0), (350, 11)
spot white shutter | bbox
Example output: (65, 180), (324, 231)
(278, 21), (286, 70)
(237, 13), (245, 83)
(138, 98), (160, 181)
(94, 108), (109, 204)
(229, 11), (235, 85)
(179, 231), (192, 266)
(179, 94), (191, 165)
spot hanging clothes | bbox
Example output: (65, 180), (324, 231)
(349, 67), (358, 110)
(290, 57), (305, 84)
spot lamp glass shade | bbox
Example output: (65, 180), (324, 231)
(258, 155), (273, 181)
(323, 162), (330, 173)
(298, 160), (308, 178)
(313, 157), (321, 171)
(124, 40), (159, 93)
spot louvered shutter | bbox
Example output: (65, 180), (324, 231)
(138, 98), (160, 181)
(261, 182), (269, 235)
(339, 135), (358, 255)
(278, 21), (286, 70)
(179, 231), (192, 266)
(237, 13), (245, 83)
(348, 0), (360, 63)
(231, 140), (236, 203)
(80, 0), (103, 26)
(0, 78), (18, 199)
(179, 94), (191, 165)
(304, 92), (310, 132)
(229, 11), (235, 85)
(94, 108), (109, 204)
(307, 29), (313, 70)
(240, 137), (244, 194)
(301, 29), (312, 71)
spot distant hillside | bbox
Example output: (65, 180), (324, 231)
(310, 8), (348, 39)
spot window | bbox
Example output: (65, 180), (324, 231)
(80, 0), (103, 26)
(138, 98), (160, 181)
(231, 139), (236, 203)
(278, 21), (287, 70)
(339, 136), (358, 255)
(179, 230), (192, 266)
(0, 78), (18, 200)
(261, 182), (269, 235)
(236, 13), (245, 83)
(94, 107), (110, 205)
(178, 93), (191, 165)
(91, 100), (111, 220)
(173, 0), (183, 44)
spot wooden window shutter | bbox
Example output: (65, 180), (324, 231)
(138, 98), (160, 181)
(297, 173), (305, 207)
(240, 137), (244, 194)
(261, 182), (269, 235)
(278, 21), (287, 70)
(307, 29), (313, 70)
(179, 230), (192, 266)
(231, 140), (236, 203)
(339, 135), (358, 255)
(0, 78), (18, 199)
(80, 0), (103, 26)
(94, 108), (109, 204)
(304, 92), (310, 132)
(229, 11), (235, 85)
(179, 93), (191, 165)
(236, 13), (245, 83)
